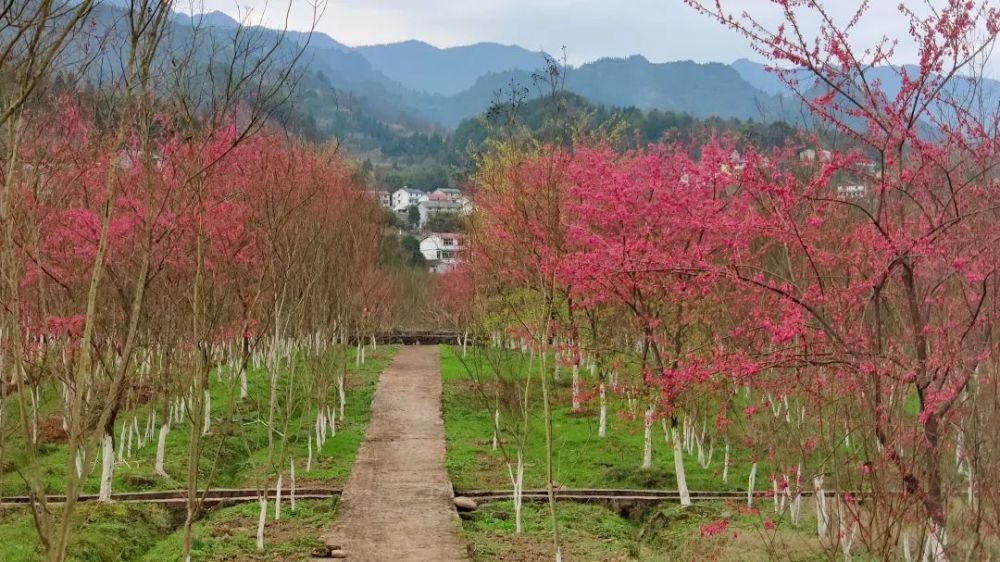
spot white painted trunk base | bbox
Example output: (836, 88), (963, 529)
(154, 423), (170, 477)
(98, 433), (114, 501)
(671, 427), (691, 506)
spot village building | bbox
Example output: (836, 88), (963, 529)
(419, 233), (464, 273)
(391, 187), (426, 212)
(418, 192), (464, 226)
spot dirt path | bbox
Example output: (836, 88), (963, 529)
(319, 346), (468, 561)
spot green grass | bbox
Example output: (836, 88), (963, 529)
(0, 345), (398, 561)
(0, 498), (337, 562)
(463, 499), (830, 561)
(2, 345), (398, 496)
(140, 499), (336, 562)
(0, 503), (175, 562)
(440, 345), (753, 491)
(443, 344), (886, 561)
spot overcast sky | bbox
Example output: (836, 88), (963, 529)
(182, 1), (999, 76)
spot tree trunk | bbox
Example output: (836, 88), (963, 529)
(671, 422), (691, 506)
(97, 432), (114, 502)
(256, 494), (267, 550)
(508, 451), (524, 533)
(571, 364), (580, 412)
(492, 408), (499, 451)
(289, 459), (296, 512)
(274, 475), (283, 521)
(814, 475), (828, 537)
(201, 389), (211, 436)
(337, 375), (345, 421)
(598, 383), (606, 438)
(642, 407), (653, 469)
(154, 422), (169, 477)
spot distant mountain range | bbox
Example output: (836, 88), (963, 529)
(64, 6), (1000, 151)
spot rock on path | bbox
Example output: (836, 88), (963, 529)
(318, 346), (468, 561)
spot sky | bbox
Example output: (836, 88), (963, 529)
(180, 0), (999, 76)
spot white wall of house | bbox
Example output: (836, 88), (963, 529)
(419, 233), (463, 262)
(391, 188), (424, 212)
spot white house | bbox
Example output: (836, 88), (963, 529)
(418, 192), (464, 226)
(419, 233), (464, 272)
(391, 187), (425, 212)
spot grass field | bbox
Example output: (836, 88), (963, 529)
(441, 345), (859, 561)
(0, 499), (338, 562)
(461, 499), (832, 561)
(440, 345), (755, 491)
(0, 345), (397, 561)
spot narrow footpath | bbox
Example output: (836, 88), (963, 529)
(318, 346), (468, 561)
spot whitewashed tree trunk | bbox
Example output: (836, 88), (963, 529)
(492, 408), (499, 451)
(642, 407), (654, 468)
(145, 412), (154, 445)
(117, 422), (127, 463)
(306, 436), (313, 471)
(239, 364), (248, 400)
(290, 459), (296, 512)
(903, 531), (913, 562)
(202, 389), (211, 436)
(274, 474), (283, 520)
(789, 464), (802, 526)
(747, 462), (758, 507)
(75, 448), (85, 479)
(922, 522), (948, 562)
(98, 433), (114, 502)
(256, 494), (267, 550)
(722, 441), (730, 484)
(29, 386), (38, 445)
(696, 433), (705, 467)
(671, 426), (691, 506)
(773, 477), (780, 513)
(814, 475), (828, 537)
(133, 416), (142, 448)
(327, 405), (336, 437)
(571, 364), (581, 412)
(126, 421), (134, 459)
(337, 375), (346, 421)
(154, 422), (170, 477)
(598, 383), (607, 437)
(700, 439), (714, 469)
(838, 499), (856, 561)
(316, 410), (326, 447)
(507, 451), (524, 533)
(61, 382), (69, 431)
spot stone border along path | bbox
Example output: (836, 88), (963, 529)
(316, 345), (468, 561)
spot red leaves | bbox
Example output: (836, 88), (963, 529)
(10, 101), (375, 344)
(700, 518), (730, 537)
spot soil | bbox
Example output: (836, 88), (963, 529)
(318, 346), (468, 561)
